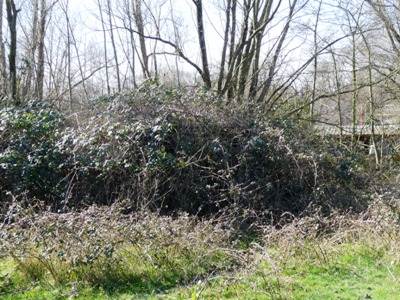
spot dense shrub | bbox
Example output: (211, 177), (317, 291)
(0, 85), (371, 221)
(0, 100), (70, 208)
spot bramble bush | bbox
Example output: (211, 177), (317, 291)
(0, 84), (371, 221)
(0, 100), (70, 208)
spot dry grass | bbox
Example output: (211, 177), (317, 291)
(0, 199), (242, 296)
(1, 195), (399, 299)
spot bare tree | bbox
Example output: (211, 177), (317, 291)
(0, 0), (8, 98)
(330, 49), (344, 141)
(133, 0), (150, 79)
(36, 0), (48, 100)
(106, 0), (121, 92)
(217, 0), (233, 93)
(120, 5), (207, 87)
(310, 0), (323, 122)
(257, 0), (299, 104)
(214, 0), (303, 105)
(365, 0), (400, 55)
(58, 0), (73, 108)
(6, 0), (21, 103)
(192, 0), (211, 89)
(20, 0), (38, 98)
(96, 0), (111, 95)
(124, 0), (137, 87)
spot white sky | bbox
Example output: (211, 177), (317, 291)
(63, 0), (232, 78)
(9, 0), (347, 89)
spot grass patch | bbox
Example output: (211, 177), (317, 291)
(287, 246), (400, 299)
(152, 248), (399, 300)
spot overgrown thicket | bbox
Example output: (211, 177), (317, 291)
(0, 82), (371, 221)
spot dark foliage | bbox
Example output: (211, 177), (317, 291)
(0, 84), (371, 222)
(0, 100), (70, 208)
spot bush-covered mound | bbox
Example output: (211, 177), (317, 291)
(0, 83), (370, 221)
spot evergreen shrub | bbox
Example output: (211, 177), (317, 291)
(0, 86), (370, 222)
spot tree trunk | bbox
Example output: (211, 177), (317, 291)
(97, 0), (111, 95)
(331, 50), (343, 143)
(357, 14), (380, 167)
(217, 0), (232, 93)
(226, 0), (236, 100)
(351, 30), (358, 147)
(221, 0), (281, 102)
(193, 0), (211, 89)
(66, 4), (72, 109)
(366, 0), (400, 53)
(223, 0), (251, 100)
(133, 0), (150, 79)
(107, 0), (121, 92)
(126, 0), (137, 87)
(257, 0), (297, 104)
(21, 0), (38, 98)
(36, 0), (46, 99)
(310, 1), (322, 123)
(248, 0), (274, 101)
(0, 0), (7, 98)
(6, 0), (20, 104)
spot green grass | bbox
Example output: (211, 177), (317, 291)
(149, 245), (399, 300)
(289, 248), (400, 299)
(2, 242), (399, 299)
